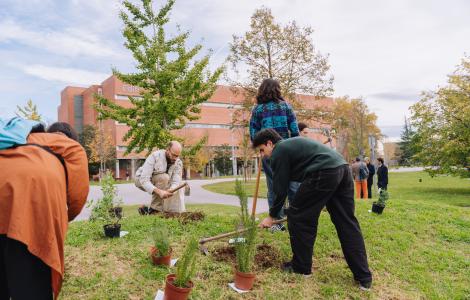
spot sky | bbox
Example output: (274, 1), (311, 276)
(1, 0), (469, 139)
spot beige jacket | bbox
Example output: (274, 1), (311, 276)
(135, 149), (183, 194)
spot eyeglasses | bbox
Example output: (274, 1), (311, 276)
(167, 149), (180, 159)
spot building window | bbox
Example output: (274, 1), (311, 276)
(116, 145), (128, 151)
(73, 95), (83, 134)
(115, 94), (143, 100)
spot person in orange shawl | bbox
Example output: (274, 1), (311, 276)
(0, 121), (89, 299)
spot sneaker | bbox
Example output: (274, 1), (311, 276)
(138, 206), (149, 215)
(269, 223), (286, 233)
(280, 261), (312, 278)
(358, 281), (372, 291)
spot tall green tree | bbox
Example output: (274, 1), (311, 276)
(95, 0), (223, 153)
(397, 117), (418, 166)
(16, 99), (41, 121)
(330, 97), (381, 161)
(228, 6), (333, 128)
(410, 56), (470, 177)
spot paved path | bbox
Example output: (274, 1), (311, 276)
(389, 167), (424, 172)
(75, 178), (269, 221)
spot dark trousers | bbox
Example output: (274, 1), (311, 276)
(367, 178), (373, 199)
(0, 235), (52, 300)
(287, 165), (372, 283)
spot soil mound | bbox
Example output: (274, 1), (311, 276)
(158, 211), (205, 224)
(211, 243), (282, 270)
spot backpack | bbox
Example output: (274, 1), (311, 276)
(359, 162), (369, 180)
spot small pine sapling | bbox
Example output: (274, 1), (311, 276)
(174, 236), (198, 288)
(234, 179), (257, 273)
(152, 221), (171, 257)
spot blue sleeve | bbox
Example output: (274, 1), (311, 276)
(249, 108), (261, 141)
(286, 104), (299, 137)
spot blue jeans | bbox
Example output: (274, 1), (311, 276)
(262, 157), (301, 219)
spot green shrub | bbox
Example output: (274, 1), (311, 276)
(89, 171), (121, 225)
(174, 236), (198, 288)
(152, 221), (170, 256)
(375, 188), (390, 207)
(234, 179), (257, 273)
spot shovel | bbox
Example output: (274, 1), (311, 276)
(198, 217), (287, 255)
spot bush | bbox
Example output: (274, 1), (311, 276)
(89, 171), (122, 225)
(174, 236), (198, 288)
(375, 188), (390, 207)
(234, 179), (257, 273)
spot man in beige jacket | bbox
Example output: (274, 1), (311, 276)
(135, 141), (185, 213)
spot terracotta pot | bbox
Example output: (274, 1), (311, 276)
(103, 224), (121, 238)
(164, 274), (193, 300)
(150, 246), (172, 266)
(234, 269), (256, 290)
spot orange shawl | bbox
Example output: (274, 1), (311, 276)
(0, 133), (89, 298)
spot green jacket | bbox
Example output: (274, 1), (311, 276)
(270, 137), (347, 217)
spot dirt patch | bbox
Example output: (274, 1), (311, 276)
(211, 243), (283, 270)
(157, 211), (205, 224)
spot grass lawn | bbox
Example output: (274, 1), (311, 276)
(63, 172), (469, 299)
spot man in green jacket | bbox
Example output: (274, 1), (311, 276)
(254, 129), (372, 290)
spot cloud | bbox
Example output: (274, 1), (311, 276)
(367, 91), (420, 102)
(20, 64), (109, 86)
(0, 19), (120, 58)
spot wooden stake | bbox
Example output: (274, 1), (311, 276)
(251, 156), (262, 217)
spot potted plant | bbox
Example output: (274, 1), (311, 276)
(372, 188), (389, 214)
(89, 171), (122, 238)
(150, 221), (172, 266)
(164, 236), (198, 300)
(233, 180), (257, 291)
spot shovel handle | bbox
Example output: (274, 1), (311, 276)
(198, 218), (287, 245)
(168, 182), (187, 193)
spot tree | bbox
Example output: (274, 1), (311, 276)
(95, 0), (223, 154)
(330, 97), (381, 162)
(89, 126), (116, 177)
(213, 144), (233, 176)
(79, 125), (100, 175)
(397, 117), (418, 166)
(228, 6), (334, 129)
(410, 56), (470, 178)
(16, 99), (41, 121)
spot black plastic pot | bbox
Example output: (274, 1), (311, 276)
(371, 203), (385, 214)
(103, 224), (121, 238)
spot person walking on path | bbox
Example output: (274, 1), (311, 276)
(249, 78), (300, 231)
(365, 157), (375, 199)
(377, 157), (389, 190)
(352, 157), (369, 199)
(0, 119), (89, 299)
(254, 129), (372, 290)
(135, 141), (185, 214)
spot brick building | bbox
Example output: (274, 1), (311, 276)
(58, 75), (335, 178)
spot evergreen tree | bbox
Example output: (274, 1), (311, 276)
(95, 0), (223, 153)
(16, 99), (41, 121)
(397, 117), (417, 166)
